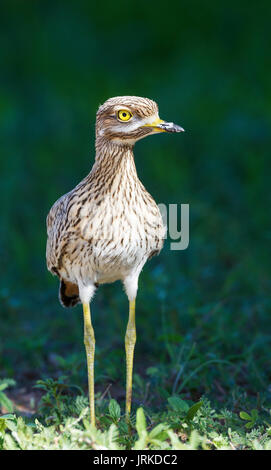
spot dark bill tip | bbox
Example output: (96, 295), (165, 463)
(158, 122), (185, 133)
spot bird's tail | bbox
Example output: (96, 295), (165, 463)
(59, 280), (80, 307)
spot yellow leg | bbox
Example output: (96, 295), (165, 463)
(125, 299), (136, 423)
(83, 302), (95, 426)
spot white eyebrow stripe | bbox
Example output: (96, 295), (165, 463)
(114, 105), (132, 112)
(114, 113), (159, 133)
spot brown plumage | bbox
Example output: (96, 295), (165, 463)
(46, 96), (184, 425)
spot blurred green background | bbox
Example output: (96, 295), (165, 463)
(1, 1), (271, 411)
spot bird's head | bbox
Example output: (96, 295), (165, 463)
(96, 96), (184, 146)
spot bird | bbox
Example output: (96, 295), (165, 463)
(46, 96), (184, 427)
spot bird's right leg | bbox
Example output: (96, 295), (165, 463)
(83, 302), (96, 426)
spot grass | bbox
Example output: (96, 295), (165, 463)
(1, 378), (271, 450)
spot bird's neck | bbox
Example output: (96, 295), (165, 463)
(92, 137), (138, 181)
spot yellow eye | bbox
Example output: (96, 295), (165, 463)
(118, 110), (132, 121)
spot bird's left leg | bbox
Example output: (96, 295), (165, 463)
(125, 298), (136, 423)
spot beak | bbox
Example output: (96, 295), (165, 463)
(143, 117), (185, 133)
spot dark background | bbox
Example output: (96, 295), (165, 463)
(1, 1), (270, 410)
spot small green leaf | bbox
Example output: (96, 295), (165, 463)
(0, 392), (14, 413)
(245, 421), (254, 429)
(136, 407), (147, 436)
(0, 418), (7, 433)
(146, 367), (159, 377)
(149, 423), (168, 439)
(168, 396), (189, 413)
(186, 401), (203, 421)
(0, 414), (14, 420)
(0, 379), (16, 392)
(240, 411), (251, 421)
(108, 399), (121, 421)
(251, 409), (258, 421)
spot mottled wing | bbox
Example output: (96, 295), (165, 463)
(46, 193), (69, 276)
